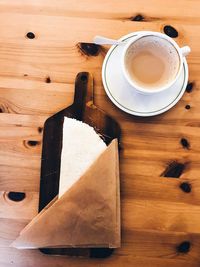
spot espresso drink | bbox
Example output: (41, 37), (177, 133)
(125, 36), (180, 90)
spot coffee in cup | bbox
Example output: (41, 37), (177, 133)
(122, 32), (191, 94)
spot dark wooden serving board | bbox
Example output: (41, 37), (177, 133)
(39, 72), (121, 258)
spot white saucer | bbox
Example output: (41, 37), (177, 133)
(102, 31), (188, 117)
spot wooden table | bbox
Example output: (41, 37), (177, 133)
(0, 1), (200, 266)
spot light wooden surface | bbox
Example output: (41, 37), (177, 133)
(0, 0), (200, 266)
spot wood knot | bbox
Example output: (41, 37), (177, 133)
(177, 241), (191, 253)
(180, 138), (190, 149)
(78, 42), (101, 56)
(186, 82), (194, 93)
(163, 25), (178, 38)
(26, 32), (35, 39)
(131, 14), (144, 21)
(180, 182), (191, 193)
(45, 76), (51, 83)
(185, 104), (191, 110)
(27, 140), (39, 146)
(7, 192), (26, 202)
(38, 127), (43, 133)
(161, 161), (186, 178)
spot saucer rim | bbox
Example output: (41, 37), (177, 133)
(102, 31), (188, 117)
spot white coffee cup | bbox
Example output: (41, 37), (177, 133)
(122, 31), (191, 95)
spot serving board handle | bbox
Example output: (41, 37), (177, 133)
(73, 72), (94, 113)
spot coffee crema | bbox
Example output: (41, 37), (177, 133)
(125, 36), (180, 90)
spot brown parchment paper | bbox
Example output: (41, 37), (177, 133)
(12, 139), (120, 249)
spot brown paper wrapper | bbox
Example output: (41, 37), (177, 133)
(12, 139), (120, 249)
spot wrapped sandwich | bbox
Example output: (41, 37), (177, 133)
(12, 118), (120, 249)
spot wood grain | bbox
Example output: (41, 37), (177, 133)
(1, 0), (200, 266)
(0, 0), (199, 22)
(4, 189), (200, 234)
(0, 192), (38, 220)
(2, 224), (200, 264)
(1, 247), (200, 267)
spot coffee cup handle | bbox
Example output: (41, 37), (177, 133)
(180, 46), (191, 57)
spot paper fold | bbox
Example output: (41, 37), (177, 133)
(12, 139), (120, 249)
